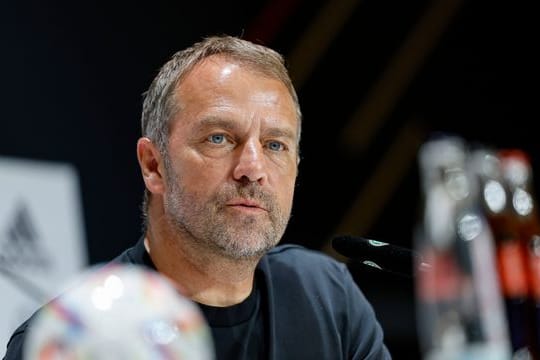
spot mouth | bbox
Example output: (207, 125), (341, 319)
(226, 198), (267, 212)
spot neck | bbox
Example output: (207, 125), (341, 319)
(144, 219), (260, 307)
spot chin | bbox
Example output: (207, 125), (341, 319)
(218, 240), (275, 261)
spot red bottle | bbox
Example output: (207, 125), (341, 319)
(470, 147), (533, 359)
(499, 149), (540, 360)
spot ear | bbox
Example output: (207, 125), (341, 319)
(137, 137), (166, 195)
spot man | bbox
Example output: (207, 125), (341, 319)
(4, 35), (391, 359)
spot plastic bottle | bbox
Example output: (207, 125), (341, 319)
(414, 134), (511, 359)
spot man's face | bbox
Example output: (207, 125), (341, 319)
(162, 55), (299, 260)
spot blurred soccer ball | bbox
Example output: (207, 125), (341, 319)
(24, 263), (215, 360)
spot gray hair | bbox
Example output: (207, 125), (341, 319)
(140, 35), (302, 230)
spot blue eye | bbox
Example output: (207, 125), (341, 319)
(208, 134), (226, 144)
(267, 141), (284, 151)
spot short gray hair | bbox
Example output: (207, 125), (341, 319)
(140, 35), (302, 230)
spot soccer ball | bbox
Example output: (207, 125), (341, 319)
(24, 263), (215, 360)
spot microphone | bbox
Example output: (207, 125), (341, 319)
(331, 235), (431, 278)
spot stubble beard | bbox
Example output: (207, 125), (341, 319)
(162, 160), (291, 261)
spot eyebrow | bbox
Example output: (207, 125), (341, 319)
(193, 116), (298, 143)
(263, 127), (297, 143)
(192, 117), (239, 133)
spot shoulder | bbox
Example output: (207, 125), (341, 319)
(3, 241), (143, 360)
(3, 313), (37, 360)
(261, 244), (351, 291)
(260, 244), (375, 314)
(260, 244), (392, 359)
(265, 243), (346, 272)
(110, 237), (151, 267)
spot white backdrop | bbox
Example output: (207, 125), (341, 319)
(0, 156), (88, 355)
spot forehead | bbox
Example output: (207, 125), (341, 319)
(185, 54), (273, 83)
(179, 55), (279, 93)
(173, 56), (299, 130)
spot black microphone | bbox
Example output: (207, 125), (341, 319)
(331, 235), (431, 278)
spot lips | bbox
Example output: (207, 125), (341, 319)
(226, 198), (267, 211)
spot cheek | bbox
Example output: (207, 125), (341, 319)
(275, 173), (297, 206)
(180, 162), (228, 194)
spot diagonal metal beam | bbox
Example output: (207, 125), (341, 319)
(244, 0), (303, 45)
(323, 0), (464, 260)
(322, 120), (425, 261)
(341, 0), (463, 154)
(287, 0), (362, 89)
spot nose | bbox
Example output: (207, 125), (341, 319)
(233, 140), (267, 184)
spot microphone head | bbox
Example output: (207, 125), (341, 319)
(332, 235), (422, 278)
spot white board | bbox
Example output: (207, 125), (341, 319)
(0, 156), (88, 354)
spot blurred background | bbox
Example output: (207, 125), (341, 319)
(0, 0), (535, 358)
